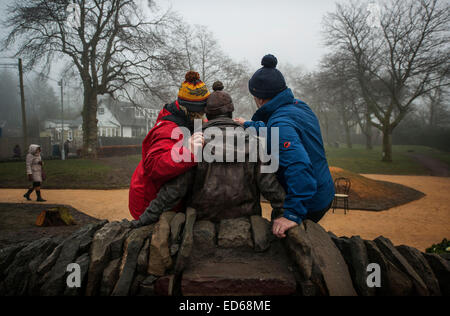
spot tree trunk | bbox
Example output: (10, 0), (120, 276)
(344, 121), (352, 149)
(82, 87), (98, 158)
(429, 101), (436, 127)
(381, 127), (392, 162)
(365, 111), (373, 150)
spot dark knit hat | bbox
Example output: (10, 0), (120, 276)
(205, 81), (234, 116)
(248, 54), (287, 99)
(178, 71), (211, 112)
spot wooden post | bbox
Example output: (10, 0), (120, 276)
(18, 58), (28, 155)
(59, 79), (65, 160)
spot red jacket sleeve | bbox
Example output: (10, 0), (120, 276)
(143, 121), (196, 184)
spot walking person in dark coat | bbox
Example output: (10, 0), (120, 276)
(64, 139), (70, 159)
(13, 144), (21, 159)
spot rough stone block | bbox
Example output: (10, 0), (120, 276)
(303, 221), (357, 296)
(333, 236), (376, 296)
(374, 236), (428, 295)
(155, 275), (175, 296)
(218, 218), (253, 249)
(365, 240), (413, 296)
(171, 213), (186, 244)
(250, 216), (272, 253)
(182, 247), (296, 296)
(112, 225), (154, 296)
(193, 220), (216, 249)
(86, 222), (128, 296)
(423, 253), (450, 296)
(396, 245), (441, 296)
(148, 215), (172, 276)
(174, 208), (197, 275)
(100, 258), (121, 296)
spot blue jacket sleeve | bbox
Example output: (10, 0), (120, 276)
(244, 121), (266, 133)
(276, 124), (317, 224)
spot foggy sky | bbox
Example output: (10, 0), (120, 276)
(166, 0), (339, 71)
(0, 0), (342, 72)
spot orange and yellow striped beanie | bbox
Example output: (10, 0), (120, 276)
(178, 71), (211, 112)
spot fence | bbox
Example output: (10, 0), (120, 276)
(97, 145), (141, 158)
(98, 136), (144, 147)
(0, 137), (52, 160)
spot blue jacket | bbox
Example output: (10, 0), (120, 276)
(244, 88), (334, 224)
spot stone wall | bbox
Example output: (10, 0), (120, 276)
(0, 208), (448, 296)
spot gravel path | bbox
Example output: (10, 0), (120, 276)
(320, 175), (450, 251)
(1, 175), (449, 251)
(408, 153), (449, 177)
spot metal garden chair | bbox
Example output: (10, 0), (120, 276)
(332, 177), (351, 215)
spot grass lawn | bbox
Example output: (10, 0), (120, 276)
(0, 146), (448, 189)
(325, 145), (449, 175)
(0, 155), (141, 189)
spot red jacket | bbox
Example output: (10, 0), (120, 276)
(129, 101), (197, 219)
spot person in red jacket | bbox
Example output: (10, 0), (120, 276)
(129, 71), (210, 219)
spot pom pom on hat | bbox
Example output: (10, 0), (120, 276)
(185, 71), (201, 83)
(249, 54), (287, 99)
(212, 81), (224, 91)
(178, 71), (210, 112)
(261, 54), (278, 68)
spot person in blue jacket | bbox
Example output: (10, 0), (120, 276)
(235, 54), (335, 239)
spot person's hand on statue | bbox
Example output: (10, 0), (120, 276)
(188, 132), (205, 154)
(130, 220), (142, 229)
(233, 117), (247, 126)
(272, 217), (298, 238)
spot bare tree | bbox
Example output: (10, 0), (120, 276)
(424, 78), (450, 128)
(3, 0), (175, 157)
(319, 52), (363, 149)
(170, 23), (252, 117)
(294, 72), (335, 145)
(324, 0), (449, 161)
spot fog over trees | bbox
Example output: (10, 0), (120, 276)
(322, 0), (449, 161)
(0, 0), (449, 160)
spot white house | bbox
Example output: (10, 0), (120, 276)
(41, 119), (83, 143)
(96, 97), (160, 138)
(42, 97), (161, 146)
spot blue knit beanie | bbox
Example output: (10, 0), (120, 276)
(248, 54), (287, 99)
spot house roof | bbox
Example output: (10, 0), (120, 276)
(45, 118), (83, 127)
(100, 98), (157, 128)
(114, 107), (147, 128)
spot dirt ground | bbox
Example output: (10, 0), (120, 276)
(0, 175), (448, 251)
(0, 203), (100, 249)
(408, 153), (449, 177)
(319, 175), (449, 252)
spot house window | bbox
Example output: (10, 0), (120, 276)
(135, 108), (143, 118)
(98, 108), (105, 115)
